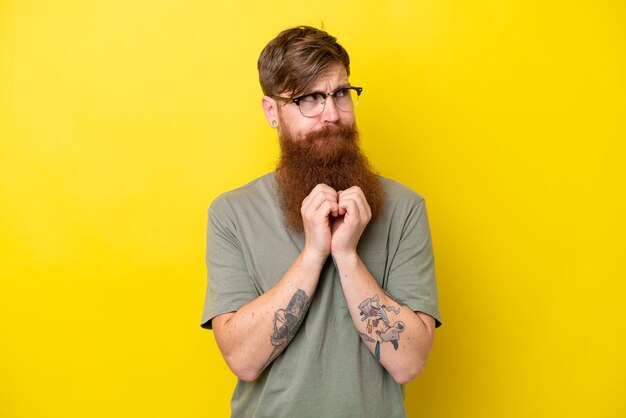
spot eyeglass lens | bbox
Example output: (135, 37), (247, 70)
(299, 88), (359, 117)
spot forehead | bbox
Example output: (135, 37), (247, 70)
(305, 62), (349, 92)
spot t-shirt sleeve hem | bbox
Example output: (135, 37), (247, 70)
(200, 303), (246, 330)
(405, 301), (442, 328)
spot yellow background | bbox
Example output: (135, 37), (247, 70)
(1, 1), (624, 417)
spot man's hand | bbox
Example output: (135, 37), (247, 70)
(301, 184), (340, 260)
(330, 186), (372, 257)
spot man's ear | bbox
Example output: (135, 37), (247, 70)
(262, 96), (279, 128)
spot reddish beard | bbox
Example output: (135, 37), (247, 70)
(275, 123), (384, 232)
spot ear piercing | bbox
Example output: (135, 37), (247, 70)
(271, 119), (278, 128)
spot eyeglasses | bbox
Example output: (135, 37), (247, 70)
(272, 86), (363, 118)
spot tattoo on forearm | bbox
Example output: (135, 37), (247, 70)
(260, 289), (310, 371)
(358, 331), (375, 343)
(358, 294), (405, 361)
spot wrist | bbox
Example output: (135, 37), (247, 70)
(331, 250), (360, 270)
(301, 246), (330, 267)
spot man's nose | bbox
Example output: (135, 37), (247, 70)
(320, 96), (340, 123)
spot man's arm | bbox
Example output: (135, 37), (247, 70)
(212, 184), (339, 382)
(334, 255), (436, 384)
(331, 186), (436, 384)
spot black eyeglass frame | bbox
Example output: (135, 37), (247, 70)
(271, 86), (363, 117)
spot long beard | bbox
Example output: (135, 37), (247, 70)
(275, 123), (384, 232)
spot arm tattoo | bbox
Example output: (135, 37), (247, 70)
(358, 331), (376, 343)
(260, 289), (310, 371)
(358, 294), (405, 361)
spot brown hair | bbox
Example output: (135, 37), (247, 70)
(258, 26), (350, 97)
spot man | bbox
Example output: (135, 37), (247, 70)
(201, 26), (441, 417)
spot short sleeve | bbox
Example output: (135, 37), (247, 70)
(386, 198), (442, 327)
(200, 198), (258, 329)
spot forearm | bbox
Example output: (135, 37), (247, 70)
(334, 252), (435, 384)
(213, 250), (325, 381)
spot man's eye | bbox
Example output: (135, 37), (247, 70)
(334, 88), (350, 98)
(300, 93), (323, 103)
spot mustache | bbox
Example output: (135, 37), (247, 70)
(278, 123), (359, 166)
(300, 123), (357, 143)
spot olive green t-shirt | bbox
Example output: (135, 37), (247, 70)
(202, 173), (441, 418)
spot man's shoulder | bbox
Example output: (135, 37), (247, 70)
(377, 176), (425, 205)
(218, 173), (274, 199)
(210, 173), (275, 213)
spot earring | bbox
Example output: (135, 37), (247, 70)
(271, 119), (278, 128)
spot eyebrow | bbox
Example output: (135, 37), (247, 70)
(300, 84), (352, 96)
